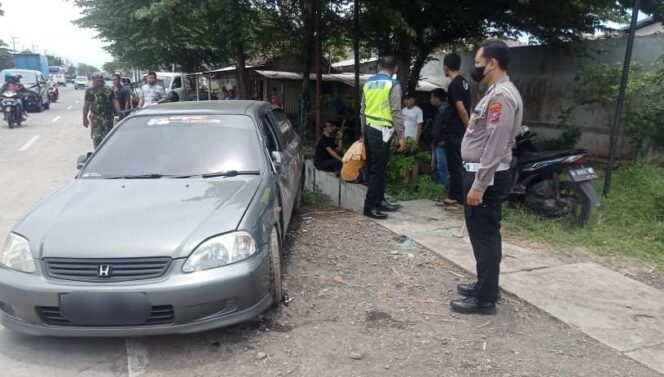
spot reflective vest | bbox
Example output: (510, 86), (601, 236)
(363, 73), (398, 127)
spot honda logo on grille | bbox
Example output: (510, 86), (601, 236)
(98, 265), (112, 277)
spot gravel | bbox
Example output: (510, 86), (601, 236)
(139, 206), (658, 377)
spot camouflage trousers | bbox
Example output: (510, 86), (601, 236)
(90, 114), (115, 148)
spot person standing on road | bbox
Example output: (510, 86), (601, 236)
(450, 39), (523, 315)
(430, 88), (450, 189)
(138, 72), (166, 108)
(360, 56), (406, 220)
(441, 53), (472, 208)
(83, 74), (121, 148)
(111, 74), (132, 112)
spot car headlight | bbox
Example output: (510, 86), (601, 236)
(182, 232), (256, 273)
(1, 233), (36, 273)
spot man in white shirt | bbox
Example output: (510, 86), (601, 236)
(402, 94), (424, 142)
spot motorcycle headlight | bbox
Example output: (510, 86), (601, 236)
(1, 233), (36, 273)
(182, 232), (256, 273)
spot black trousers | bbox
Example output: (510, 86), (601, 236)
(445, 140), (464, 203)
(315, 159), (342, 172)
(363, 126), (390, 211)
(464, 170), (512, 302)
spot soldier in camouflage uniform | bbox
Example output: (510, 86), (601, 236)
(83, 74), (121, 148)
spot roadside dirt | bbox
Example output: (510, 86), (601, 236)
(140, 207), (658, 377)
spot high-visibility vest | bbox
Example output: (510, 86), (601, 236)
(362, 73), (398, 127)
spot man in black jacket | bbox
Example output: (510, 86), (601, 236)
(441, 53), (472, 207)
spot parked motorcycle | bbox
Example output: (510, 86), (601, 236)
(48, 86), (59, 103)
(510, 126), (600, 225)
(2, 91), (22, 129)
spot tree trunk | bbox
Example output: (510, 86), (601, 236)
(236, 39), (248, 100)
(407, 48), (430, 95)
(233, 0), (249, 100)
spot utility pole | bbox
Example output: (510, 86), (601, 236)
(353, 0), (361, 139)
(603, 0), (640, 196)
(10, 36), (19, 53)
(314, 0), (322, 141)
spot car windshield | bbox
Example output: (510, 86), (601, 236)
(80, 114), (264, 178)
(19, 74), (38, 87)
(76, 76), (87, 81)
(158, 77), (171, 89)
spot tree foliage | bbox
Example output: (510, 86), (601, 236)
(77, 62), (100, 75)
(359, 0), (664, 93)
(46, 54), (64, 66)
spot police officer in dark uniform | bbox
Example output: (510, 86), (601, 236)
(450, 39), (523, 314)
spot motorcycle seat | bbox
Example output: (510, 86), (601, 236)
(518, 149), (588, 164)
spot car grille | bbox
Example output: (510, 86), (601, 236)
(37, 305), (175, 326)
(43, 257), (172, 282)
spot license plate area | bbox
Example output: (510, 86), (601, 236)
(59, 292), (151, 326)
(568, 167), (598, 182)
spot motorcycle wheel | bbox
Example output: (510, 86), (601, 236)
(559, 181), (592, 226)
(7, 112), (14, 129)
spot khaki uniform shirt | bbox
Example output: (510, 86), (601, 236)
(461, 75), (523, 193)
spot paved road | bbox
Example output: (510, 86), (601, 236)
(0, 87), (129, 377)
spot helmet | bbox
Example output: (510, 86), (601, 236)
(4, 70), (15, 82)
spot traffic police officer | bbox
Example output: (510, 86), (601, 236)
(360, 56), (406, 219)
(450, 39), (523, 314)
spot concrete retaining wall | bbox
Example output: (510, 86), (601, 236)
(304, 160), (366, 212)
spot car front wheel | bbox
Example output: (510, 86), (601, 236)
(268, 225), (283, 305)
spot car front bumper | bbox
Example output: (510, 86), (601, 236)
(0, 248), (272, 337)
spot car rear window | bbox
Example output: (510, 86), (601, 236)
(80, 114), (265, 178)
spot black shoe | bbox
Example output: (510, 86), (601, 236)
(378, 200), (402, 212)
(450, 297), (496, 315)
(456, 283), (501, 301)
(457, 283), (475, 297)
(364, 208), (388, 219)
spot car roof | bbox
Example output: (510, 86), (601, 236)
(135, 100), (271, 117)
(2, 69), (40, 76)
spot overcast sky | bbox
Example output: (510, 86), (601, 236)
(0, 0), (112, 68)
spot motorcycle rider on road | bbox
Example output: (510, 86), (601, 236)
(1, 71), (28, 121)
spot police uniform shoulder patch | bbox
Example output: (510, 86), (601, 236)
(488, 102), (501, 125)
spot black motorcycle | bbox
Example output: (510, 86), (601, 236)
(1, 91), (22, 129)
(510, 126), (600, 225)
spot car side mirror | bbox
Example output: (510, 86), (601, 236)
(76, 152), (92, 170)
(271, 151), (283, 172)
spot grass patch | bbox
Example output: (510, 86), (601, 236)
(503, 163), (664, 270)
(302, 185), (331, 208)
(387, 175), (447, 202)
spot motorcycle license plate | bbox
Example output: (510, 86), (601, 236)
(569, 167), (598, 182)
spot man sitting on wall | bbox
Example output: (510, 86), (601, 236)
(314, 121), (344, 173)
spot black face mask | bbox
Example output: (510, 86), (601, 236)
(471, 65), (487, 83)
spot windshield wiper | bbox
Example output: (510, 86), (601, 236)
(103, 173), (177, 179)
(197, 170), (261, 178)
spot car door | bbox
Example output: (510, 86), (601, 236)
(259, 108), (295, 231)
(269, 108), (302, 211)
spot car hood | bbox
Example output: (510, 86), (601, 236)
(14, 177), (262, 259)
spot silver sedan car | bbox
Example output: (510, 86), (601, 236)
(0, 101), (303, 336)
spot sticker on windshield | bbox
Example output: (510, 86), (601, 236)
(147, 117), (171, 126)
(147, 116), (221, 126)
(81, 172), (101, 178)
